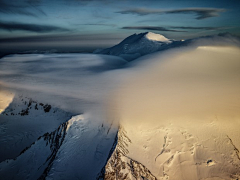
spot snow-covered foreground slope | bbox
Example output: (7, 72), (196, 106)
(103, 123), (240, 180)
(0, 95), (74, 162)
(0, 114), (117, 180)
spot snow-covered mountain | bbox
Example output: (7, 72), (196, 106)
(95, 32), (183, 61)
(1, 99), (239, 180)
(0, 96), (118, 180)
(0, 95), (74, 162)
(0, 34), (240, 180)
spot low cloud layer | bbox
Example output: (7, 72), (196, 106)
(115, 46), (240, 126)
(0, 34), (240, 131)
(0, 21), (69, 33)
(117, 7), (226, 20)
(0, 54), (127, 114)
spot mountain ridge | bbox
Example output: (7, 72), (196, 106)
(95, 32), (180, 61)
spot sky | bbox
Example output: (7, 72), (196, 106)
(0, 0), (240, 55)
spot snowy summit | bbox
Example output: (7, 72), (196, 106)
(144, 32), (171, 43)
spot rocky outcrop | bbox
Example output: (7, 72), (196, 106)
(37, 120), (69, 180)
(99, 126), (157, 180)
(1, 96), (55, 116)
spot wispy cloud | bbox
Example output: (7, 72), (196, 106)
(170, 26), (224, 30)
(77, 23), (116, 27)
(122, 26), (186, 32)
(121, 26), (230, 34)
(0, 0), (46, 17)
(0, 21), (69, 33)
(117, 7), (226, 20)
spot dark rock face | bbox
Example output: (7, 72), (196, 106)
(98, 126), (157, 180)
(2, 96), (53, 116)
(43, 104), (51, 113)
(38, 121), (69, 180)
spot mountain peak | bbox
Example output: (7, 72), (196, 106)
(95, 31), (177, 61)
(143, 32), (171, 43)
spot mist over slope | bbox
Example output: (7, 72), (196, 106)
(0, 54), (128, 114)
(0, 32), (240, 179)
(111, 45), (240, 179)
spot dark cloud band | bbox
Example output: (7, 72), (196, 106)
(0, 21), (69, 33)
(122, 26), (186, 32)
(117, 7), (226, 20)
(170, 26), (224, 30)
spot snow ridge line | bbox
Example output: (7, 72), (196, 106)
(227, 135), (240, 161)
(37, 120), (69, 180)
(97, 131), (118, 180)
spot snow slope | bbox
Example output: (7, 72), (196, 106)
(0, 90), (14, 114)
(0, 114), (117, 180)
(107, 122), (240, 180)
(0, 95), (73, 162)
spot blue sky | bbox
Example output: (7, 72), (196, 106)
(0, 0), (240, 53)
